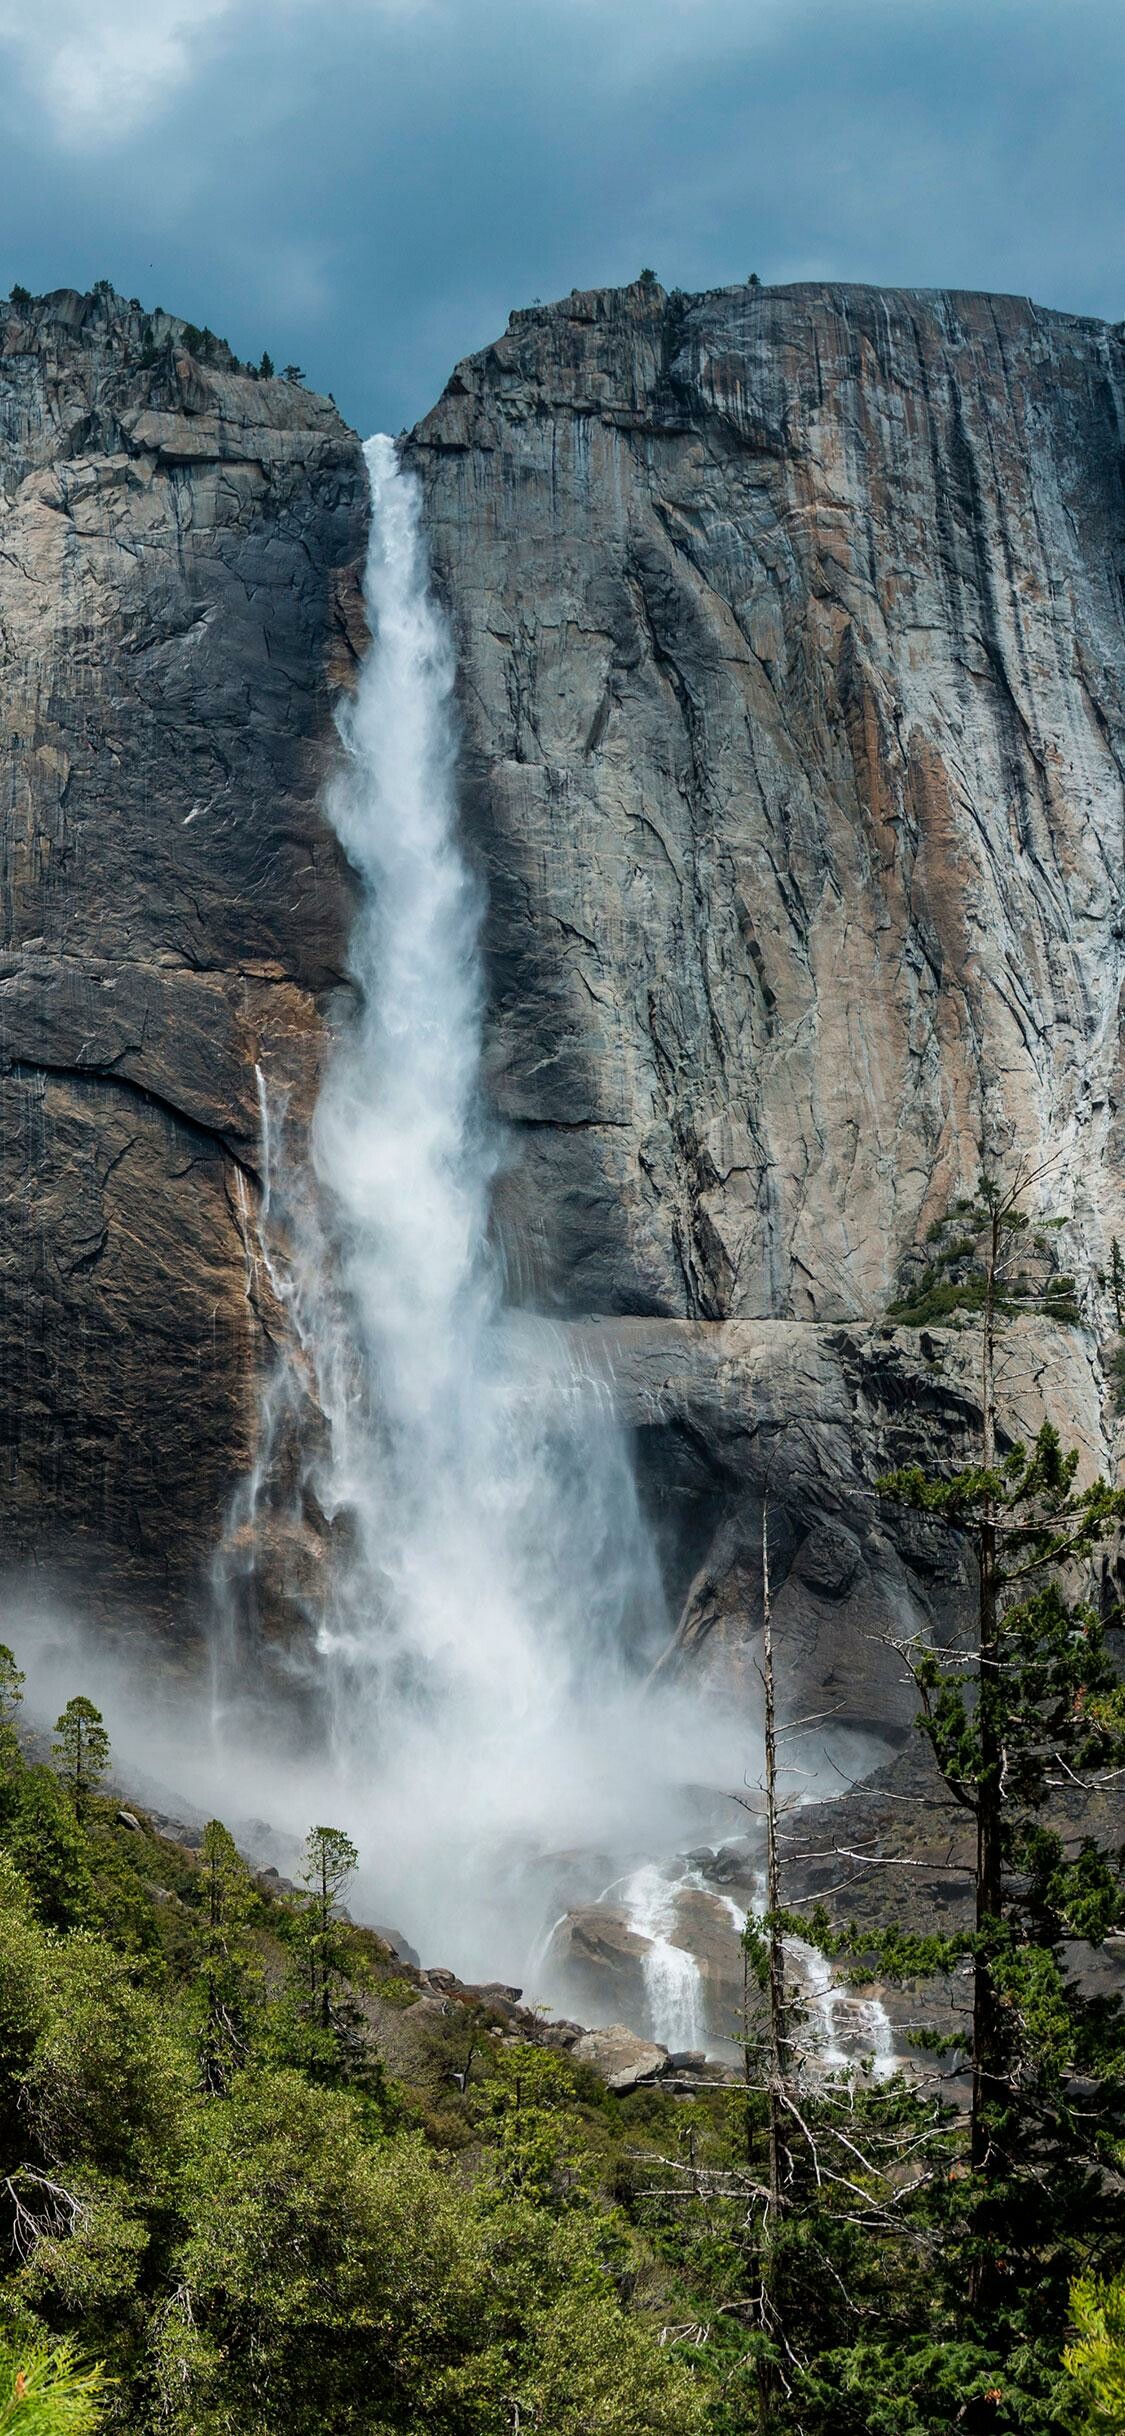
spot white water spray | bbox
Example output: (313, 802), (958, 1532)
(620, 1864), (706, 2052)
(240, 436), (747, 1982)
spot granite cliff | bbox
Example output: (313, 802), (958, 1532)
(1, 275), (1122, 1750)
(0, 285), (367, 1640)
(408, 277), (1125, 1730)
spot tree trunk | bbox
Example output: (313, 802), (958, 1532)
(971, 1206), (1004, 2226)
(757, 1493), (789, 2430)
(762, 1495), (788, 2217)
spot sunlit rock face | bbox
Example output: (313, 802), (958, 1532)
(0, 287), (366, 1636)
(412, 277), (1125, 1324)
(409, 277), (1125, 1724)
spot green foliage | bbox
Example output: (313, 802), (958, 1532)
(878, 1421), (1125, 1841)
(149, 2069), (701, 2435)
(0, 2335), (105, 2432)
(0, 1654), (25, 1837)
(51, 1707), (109, 1823)
(1110, 1238), (1124, 1332)
(638, 267), (658, 286)
(0, 1654), (24, 1734)
(890, 1176), (1080, 1328)
(258, 350), (274, 379)
(0, 1442), (1117, 2436)
(1065, 2275), (1125, 2428)
(195, 1820), (259, 2093)
(7, 287), (31, 310)
(481, 2040), (594, 2208)
(8, 1774), (94, 1932)
(1107, 1338), (1125, 1418)
(376, 1973), (420, 2008)
(295, 1823), (358, 2035)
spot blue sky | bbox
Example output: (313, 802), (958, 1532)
(0, 0), (1122, 436)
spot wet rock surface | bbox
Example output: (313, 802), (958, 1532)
(547, 1906), (651, 2026)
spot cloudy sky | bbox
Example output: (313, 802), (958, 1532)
(0, 0), (1121, 434)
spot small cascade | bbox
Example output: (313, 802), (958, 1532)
(619, 1863), (705, 2052)
(716, 1876), (898, 2078)
(797, 1939), (851, 2073)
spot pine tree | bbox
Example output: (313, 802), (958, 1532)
(51, 1700), (110, 1822)
(298, 1826), (358, 2032)
(860, 1165), (1125, 2337)
(197, 1820), (258, 2095)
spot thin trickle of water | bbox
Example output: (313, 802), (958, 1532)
(215, 436), (747, 1985)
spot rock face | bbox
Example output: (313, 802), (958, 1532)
(412, 278), (1125, 1325)
(409, 278), (1125, 1730)
(3, 273), (1124, 1751)
(0, 286), (366, 1640)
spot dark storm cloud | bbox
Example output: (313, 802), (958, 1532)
(0, 0), (1122, 435)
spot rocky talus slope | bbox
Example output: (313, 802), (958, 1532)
(0, 287), (366, 1639)
(409, 278), (1125, 1729)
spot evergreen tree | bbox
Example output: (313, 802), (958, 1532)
(0, 1650), (25, 1830)
(298, 1825), (358, 2032)
(9, 1769), (95, 1930)
(51, 1702), (109, 1822)
(0, 2333), (105, 2431)
(196, 1821), (258, 2095)
(839, 1166), (1125, 2362)
(1064, 2274), (1125, 2428)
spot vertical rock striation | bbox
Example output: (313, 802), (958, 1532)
(410, 279), (1125, 1326)
(2, 273), (1123, 1743)
(409, 279), (1125, 1715)
(0, 286), (366, 1637)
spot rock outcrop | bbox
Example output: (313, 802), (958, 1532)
(409, 278), (1125, 1728)
(0, 286), (366, 1639)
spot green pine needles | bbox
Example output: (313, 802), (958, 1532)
(0, 2338), (105, 2433)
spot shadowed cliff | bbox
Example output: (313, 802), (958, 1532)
(0, 284), (367, 1635)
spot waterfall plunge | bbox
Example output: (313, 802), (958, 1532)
(261, 436), (744, 1984)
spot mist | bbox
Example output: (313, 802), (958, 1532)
(0, 439), (874, 2019)
(204, 435), (757, 1990)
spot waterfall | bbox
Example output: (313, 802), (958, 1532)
(621, 1864), (705, 2052)
(231, 435), (744, 1985)
(717, 1879), (898, 2078)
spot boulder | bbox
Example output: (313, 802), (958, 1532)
(546, 1905), (650, 2025)
(571, 2024), (669, 2093)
